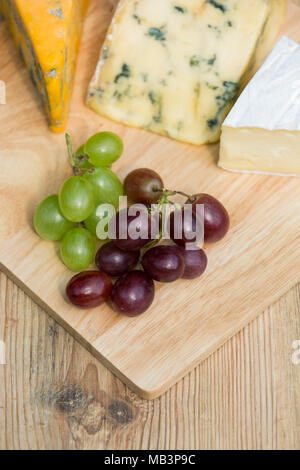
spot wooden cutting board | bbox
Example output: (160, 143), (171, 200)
(0, 1), (299, 399)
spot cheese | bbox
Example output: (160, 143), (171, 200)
(86, 0), (286, 145)
(219, 36), (300, 177)
(0, 0), (89, 133)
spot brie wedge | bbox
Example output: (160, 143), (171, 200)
(219, 36), (300, 177)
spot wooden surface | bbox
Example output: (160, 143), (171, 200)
(0, 1), (300, 399)
(0, 272), (299, 450)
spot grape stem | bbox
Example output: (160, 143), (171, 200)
(152, 188), (194, 207)
(137, 234), (162, 269)
(154, 188), (192, 200)
(138, 190), (194, 267)
(66, 133), (76, 168)
(77, 154), (89, 163)
(65, 133), (95, 176)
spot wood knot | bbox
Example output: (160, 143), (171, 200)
(48, 324), (58, 337)
(54, 387), (87, 415)
(108, 400), (134, 424)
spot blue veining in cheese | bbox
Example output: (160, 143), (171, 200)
(87, 0), (286, 145)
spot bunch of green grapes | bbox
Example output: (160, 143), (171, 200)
(34, 132), (124, 271)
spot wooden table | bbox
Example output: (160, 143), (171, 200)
(0, 271), (299, 450)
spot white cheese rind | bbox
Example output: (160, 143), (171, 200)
(223, 36), (300, 132)
(87, 0), (286, 145)
(219, 36), (300, 177)
(217, 167), (300, 178)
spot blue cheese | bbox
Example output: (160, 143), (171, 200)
(87, 0), (286, 145)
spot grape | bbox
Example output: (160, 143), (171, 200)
(83, 167), (124, 208)
(188, 194), (230, 243)
(110, 270), (155, 317)
(61, 228), (95, 271)
(84, 132), (123, 167)
(75, 144), (94, 170)
(168, 207), (203, 248)
(34, 195), (75, 241)
(95, 242), (140, 277)
(59, 176), (95, 222)
(75, 144), (84, 157)
(142, 245), (184, 282)
(178, 247), (207, 279)
(84, 204), (114, 238)
(124, 168), (164, 204)
(109, 207), (159, 251)
(83, 207), (102, 236)
(66, 271), (112, 308)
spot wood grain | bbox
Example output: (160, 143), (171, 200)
(0, 1), (300, 399)
(0, 271), (299, 450)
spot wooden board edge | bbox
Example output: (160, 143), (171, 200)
(1, 260), (299, 400)
(0, 262), (150, 399)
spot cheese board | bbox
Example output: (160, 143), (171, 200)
(0, 0), (299, 399)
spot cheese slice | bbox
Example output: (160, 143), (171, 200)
(1, 0), (89, 133)
(219, 36), (300, 177)
(86, 0), (286, 145)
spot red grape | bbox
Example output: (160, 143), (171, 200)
(95, 242), (140, 277)
(142, 245), (184, 282)
(66, 271), (112, 308)
(110, 271), (155, 317)
(124, 168), (164, 204)
(168, 207), (203, 248)
(188, 194), (229, 243)
(109, 207), (159, 252)
(178, 247), (208, 279)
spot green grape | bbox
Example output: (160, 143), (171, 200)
(59, 176), (95, 222)
(84, 204), (115, 238)
(61, 227), (95, 271)
(84, 132), (123, 167)
(34, 195), (75, 241)
(75, 144), (94, 170)
(83, 167), (124, 208)
(84, 208), (100, 236)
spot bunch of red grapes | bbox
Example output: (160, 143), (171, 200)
(66, 168), (230, 317)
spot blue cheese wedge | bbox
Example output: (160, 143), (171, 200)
(87, 0), (286, 145)
(219, 36), (300, 177)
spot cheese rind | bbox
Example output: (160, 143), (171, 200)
(87, 0), (286, 145)
(1, 0), (89, 133)
(219, 36), (300, 177)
